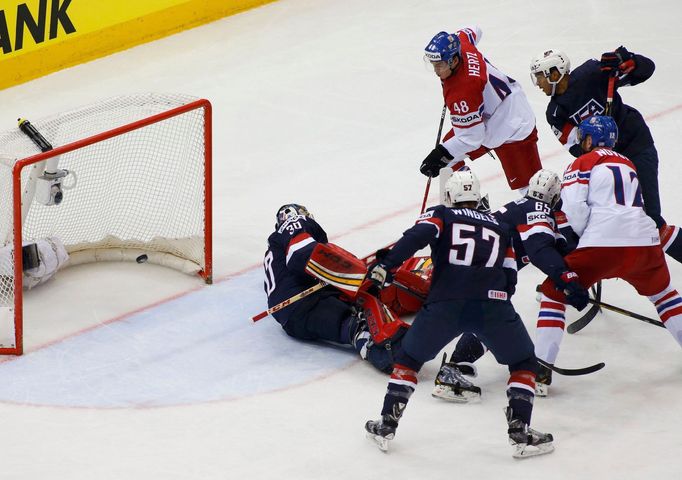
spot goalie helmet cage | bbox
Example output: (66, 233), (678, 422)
(0, 93), (213, 355)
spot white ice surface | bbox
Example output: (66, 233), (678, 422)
(0, 0), (681, 478)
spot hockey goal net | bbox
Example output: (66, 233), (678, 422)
(0, 93), (212, 355)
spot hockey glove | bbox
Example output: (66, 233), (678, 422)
(555, 271), (589, 311)
(365, 263), (392, 296)
(600, 46), (636, 74)
(420, 144), (454, 177)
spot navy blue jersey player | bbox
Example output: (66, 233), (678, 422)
(363, 171), (554, 458)
(431, 169), (588, 402)
(264, 204), (400, 373)
(530, 47), (682, 263)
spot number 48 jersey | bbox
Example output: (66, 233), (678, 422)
(439, 27), (536, 162)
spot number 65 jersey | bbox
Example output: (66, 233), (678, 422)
(439, 27), (536, 162)
(561, 147), (659, 248)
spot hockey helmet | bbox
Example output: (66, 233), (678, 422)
(527, 169), (562, 207)
(424, 32), (461, 68)
(275, 203), (313, 229)
(530, 49), (571, 86)
(444, 170), (481, 207)
(577, 116), (618, 149)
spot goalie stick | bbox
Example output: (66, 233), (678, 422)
(538, 358), (605, 376)
(251, 241), (397, 322)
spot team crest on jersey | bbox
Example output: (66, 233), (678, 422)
(570, 99), (604, 124)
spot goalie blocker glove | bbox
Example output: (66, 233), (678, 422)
(420, 144), (454, 177)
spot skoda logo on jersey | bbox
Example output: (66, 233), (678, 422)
(570, 99), (605, 124)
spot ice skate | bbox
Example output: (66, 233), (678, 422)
(505, 407), (554, 458)
(432, 354), (481, 403)
(365, 415), (397, 452)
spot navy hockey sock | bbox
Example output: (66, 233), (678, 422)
(450, 333), (486, 364)
(380, 364), (418, 420)
(506, 371), (537, 425)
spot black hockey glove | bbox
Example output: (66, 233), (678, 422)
(600, 46), (636, 74)
(365, 262), (393, 296)
(420, 144), (454, 177)
(555, 271), (589, 311)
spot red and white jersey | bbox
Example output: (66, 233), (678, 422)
(561, 148), (659, 247)
(440, 26), (536, 162)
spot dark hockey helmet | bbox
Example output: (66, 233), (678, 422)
(424, 32), (461, 68)
(275, 204), (313, 229)
(577, 116), (618, 148)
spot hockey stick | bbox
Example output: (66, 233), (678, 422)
(588, 298), (664, 329)
(251, 242), (398, 322)
(566, 282), (602, 334)
(420, 104), (448, 214)
(538, 358), (605, 376)
(251, 282), (327, 322)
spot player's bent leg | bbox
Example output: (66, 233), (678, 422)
(365, 352), (422, 452)
(534, 289), (567, 397)
(647, 284), (682, 347)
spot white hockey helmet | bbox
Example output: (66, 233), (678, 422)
(527, 169), (562, 207)
(444, 170), (481, 207)
(530, 49), (571, 85)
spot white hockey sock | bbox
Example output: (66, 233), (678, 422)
(534, 295), (566, 364)
(648, 285), (682, 347)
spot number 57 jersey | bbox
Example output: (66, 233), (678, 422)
(383, 205), (517, 304)
(439, 27), (536, 162)
(561, 148), (659, 248)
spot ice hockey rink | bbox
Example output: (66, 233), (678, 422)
(0, 0), (681, 478)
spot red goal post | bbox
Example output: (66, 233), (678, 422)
(0, 94), (212, 355)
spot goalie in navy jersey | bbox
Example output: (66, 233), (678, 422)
(263, 204), (408, 373)
(364, 171), (554, 459)
(530, 47), (682, 263)
(430, 169), (588, 402)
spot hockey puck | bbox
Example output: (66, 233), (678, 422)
(136, 254), (148, 264)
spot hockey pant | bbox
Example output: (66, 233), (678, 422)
(537, 245), (682, 364)
(443, 127), (542, 191)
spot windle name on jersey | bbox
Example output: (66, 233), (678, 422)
(451, 208), (499, 224)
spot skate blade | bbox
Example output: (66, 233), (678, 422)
(512, 441), (555, 459)
(431, 385), (481, 403)
(366, 432), (392, 452)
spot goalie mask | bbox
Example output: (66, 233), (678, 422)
(527, 169), (562, 208)
(444, 170), (481, 207)
(275, 203), (313, 229)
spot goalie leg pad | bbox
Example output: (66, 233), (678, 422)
(304, 243), (367, 299)
(355, 291), (409, 346)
